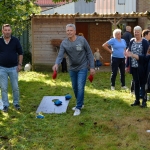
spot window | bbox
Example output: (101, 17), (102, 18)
(118, 0), (125, 5)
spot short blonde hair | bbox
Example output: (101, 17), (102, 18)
(113, 29), (122, 38)
(2, 24), (11, 30)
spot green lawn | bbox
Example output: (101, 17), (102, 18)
(0, 71), (150, 150)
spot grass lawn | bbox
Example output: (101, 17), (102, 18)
(0, 70), (150, 150)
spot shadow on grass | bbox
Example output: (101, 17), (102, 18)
(0, 71), (150, 150)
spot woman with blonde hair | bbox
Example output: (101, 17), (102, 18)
(102, 28), (128, 90)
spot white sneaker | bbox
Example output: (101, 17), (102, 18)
(98, 67), (99, 70)
(111, 86), (115, 90)
(73, 108), (81, 116)
(95, 68), (97, 70)
(72, 105), (84, 111)
(121, 86), (128, 90)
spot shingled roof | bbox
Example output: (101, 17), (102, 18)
(31, 11), (150, 18)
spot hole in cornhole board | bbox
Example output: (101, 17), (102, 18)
(36, 96), (70, 114)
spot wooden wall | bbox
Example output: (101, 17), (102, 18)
(31, 17), (75, 71)
(32, 16), (137, 71)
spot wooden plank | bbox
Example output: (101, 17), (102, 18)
(34, 53), (58, 57)
(33, 39), (65, 44)
(33, 31), (66, 35)
(32, 17), (75, 68)
(34, 45), (53, 49)
(33, 27), (66, 32)
(33, 33), (66, 36)
(33, 60), (53, 64)
(34, 35), (66, 39)
(33, 23), (74, 28)
(32, 18), (35, 70)
(33, 50), (52, 54)
(33, 51), (54, 55)
(33, 57), (55, 63)
(34, 50), (58, 55)
(33, 35), (65, 38)
(33, 41), (63, 45)
(34, 61), (54, 64)
(33, 19), (75, 24)
(34, 29), (65, 34)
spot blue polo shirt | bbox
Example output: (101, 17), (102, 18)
(0, 36), (23, 68)
(107, 38), (126, 58)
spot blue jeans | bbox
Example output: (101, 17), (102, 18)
(69, 68), (88, 109)
(95, 60), (102, 67)
(0, 66), (19, 107)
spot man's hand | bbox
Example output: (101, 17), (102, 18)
(17, 65), (22, 72)
(125, 67), (130, 73)
(90, 68), (95, 76)
(52, 64), (58, 71)
(125, 51), (132, 57)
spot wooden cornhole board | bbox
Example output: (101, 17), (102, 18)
(36, 96), (70, 114)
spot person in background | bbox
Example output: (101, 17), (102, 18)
(52, 24), (95, 116)
(78, 33), (84, 37)
(0, 24), (23, 112)
(61, 54), (68, 73)
(142, 29), (150, 44)
(126, 26), (149, 107)
(122, 26), (133, 48)
(130, 29), (150, 95)
(94, 48), (103, 70)
(122, 26), (133, 94)
(102, 28), (128, 91)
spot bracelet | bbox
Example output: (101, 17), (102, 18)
(18, 63), (22, 66)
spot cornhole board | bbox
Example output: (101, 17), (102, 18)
(0, 99), (3, 110)
(36, 96), (70, 114)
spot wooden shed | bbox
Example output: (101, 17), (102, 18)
(31, 11), (150, 71)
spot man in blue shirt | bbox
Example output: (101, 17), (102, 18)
(0, 24), (23, 112)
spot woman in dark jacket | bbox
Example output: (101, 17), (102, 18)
(126, 26), (149, 107)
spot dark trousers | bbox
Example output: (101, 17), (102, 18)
(130, 80), (134, 92)
(111, 57), (125, 87)
(61, 58), (67, 72)
(131, 67), (147, 102)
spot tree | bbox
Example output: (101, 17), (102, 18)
(52, 0), (94, 3)
(0, 0), (41, 36)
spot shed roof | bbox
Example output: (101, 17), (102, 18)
(31, 11), (150, 19)
(35, 0), (67, 6)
